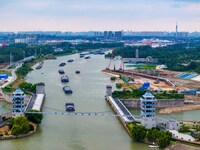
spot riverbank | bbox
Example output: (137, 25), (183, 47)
(0, 122), (37, 140)
(103, 70), (200, 114)
(166, 143), (200, 150)
(159, 105), (200, 114)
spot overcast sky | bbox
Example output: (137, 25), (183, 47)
(0, 0), (200, 32)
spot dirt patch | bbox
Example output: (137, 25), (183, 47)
(11, 78), (25, 88)
(0, 125), (11, 136)
(166, 143), (200, 150)
(159, 105), (200, 114)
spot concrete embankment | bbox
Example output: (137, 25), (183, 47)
(121, 99), (184, 108)
(105, 96), (133, 136)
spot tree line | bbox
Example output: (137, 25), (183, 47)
(105, 41), (200, 73)
(0, 42), (124, 63)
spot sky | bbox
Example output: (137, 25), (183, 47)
(0, 0), (200, 32)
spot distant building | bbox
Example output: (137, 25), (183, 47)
(115, 31), (122, 41)
(104, 31), (122, 41)
(15, 37), (36, 44)
(104, 31), (108, 39)
(12, 88), (26, 118)
(140, 92), (157, 129)
(108, 31), (114, 39)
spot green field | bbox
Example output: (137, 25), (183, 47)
(125, 63), (156, 70)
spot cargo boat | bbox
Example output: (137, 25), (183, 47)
(63, 86), (73, 94)
(67, 59), (74, 62)
(84, 56), (91, 59)
(61, 76), (69, 82)
(36, 61), (44, 69)
(58, 69), (65, 74)
(65, 103), (75, 111)
(59, 62), (66, 66)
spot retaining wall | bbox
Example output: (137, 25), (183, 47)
(121, 99), (184, 108)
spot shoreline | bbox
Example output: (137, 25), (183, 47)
(159, 104), (200, 114)
(103, 70), (200, 114)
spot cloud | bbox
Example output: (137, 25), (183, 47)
(0, 0), (199, 31)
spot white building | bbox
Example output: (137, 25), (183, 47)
(140, 92), (157, 129)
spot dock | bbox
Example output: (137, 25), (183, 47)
(106, 95), (137, 135)
(26, 83), (46, 112)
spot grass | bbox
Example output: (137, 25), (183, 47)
(0, 70), (12, 74)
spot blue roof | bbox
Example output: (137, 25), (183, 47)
(13, 88), (24, 94)
(143, 92), (155, 98)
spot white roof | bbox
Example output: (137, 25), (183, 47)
(32, 94), (45, 111)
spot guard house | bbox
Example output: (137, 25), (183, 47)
(12, 88), (26, 118)
(140, 92), (157, 129)
(106, 85), (112, 96)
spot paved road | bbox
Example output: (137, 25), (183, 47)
(114, 98), (135, 122)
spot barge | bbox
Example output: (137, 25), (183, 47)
(63, 86), (73, 94)
(61, 76), (69, 83)
(65, 103), (75, 111)
(58, 69), (65, 74)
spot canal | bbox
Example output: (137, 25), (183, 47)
(0, 53), (151, 150)
(1, 53), (200, 149)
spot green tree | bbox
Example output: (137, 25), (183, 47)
(25, 109), (43, 124)
(19, 82), (36, 93)
(11, 116), (30, 136)
(131, 124), (147, 142)
(146, 129), (159, 142)
(116, 83), (122, 89)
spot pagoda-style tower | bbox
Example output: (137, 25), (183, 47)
(12, 88), (25, 118)
(140, 92), (157, 129)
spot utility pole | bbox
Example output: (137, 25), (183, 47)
(23, 50), (25, 60)
(10, 52), (13, 67)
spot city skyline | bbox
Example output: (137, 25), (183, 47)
(0, 0), (200, 32)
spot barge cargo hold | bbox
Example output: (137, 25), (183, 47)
(84, 56), (91, 59)
(75, 71), (80, 74)
(58, 69), (65, 74)
(67, 59), (74, 62)
(61, 76), (69, 83)
(63, 86), (73, 94)
(65, 103), (75, 111)
(59, 62), (66, 66)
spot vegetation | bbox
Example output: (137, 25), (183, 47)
(25, 109), (43, 124)
(2, 86), (14, 93)
(10, 116), (30, 136)
(115, 83), (123, 89)
(18, 82), (36, 93)
(179, 125), (190, 133)
(131, 124), (147, 142)
(0, 70), (12, 74)
(112, 89), (184, 99)
(129, 124), (172, 149)
(105, 42), (200, 73)
(16, 63), (33, 78)
(110, 76), (116, 81)
(0, 42), (124, 64)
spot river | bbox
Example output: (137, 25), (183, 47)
(1, 53), (199, 150)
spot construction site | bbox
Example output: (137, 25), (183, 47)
(103, 50), (200, 114)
